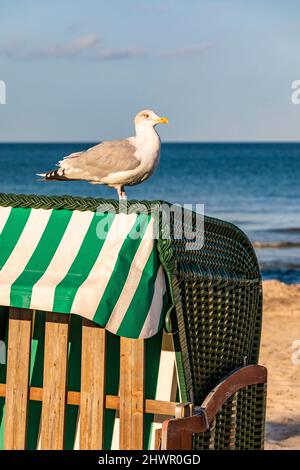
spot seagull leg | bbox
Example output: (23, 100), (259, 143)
(116, 186), (127, 200)
(120, 187), (127, 200)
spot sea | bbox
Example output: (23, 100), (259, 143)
(0, 142), (299, 284)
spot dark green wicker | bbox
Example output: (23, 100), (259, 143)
(0, 193), (266, 450)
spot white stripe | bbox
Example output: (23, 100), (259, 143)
(105, 218), (155, 334)
(73, 411), (80, 450)
(0, 208), (52, 306)
(111, 408), (120, 450)
(139, 266), (166, 339)
(0, 206), (12, 236)
(71, 213), (137, 319)
(30, 210), (94, 312)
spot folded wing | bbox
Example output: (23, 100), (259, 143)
(59, 139), (140, 181)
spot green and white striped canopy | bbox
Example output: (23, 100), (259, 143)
(0, 205), (168, 339)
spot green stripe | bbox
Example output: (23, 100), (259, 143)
(0, 208), (31, 269)
(104, 332), (120, 450)
(10, 210), (72, 309)
(144, 329), (163, 449)
(65, 314), (82, 450)
(116, 245), (160, 338)
(53, 212), (115, 313)
(93, 214), (150, 326)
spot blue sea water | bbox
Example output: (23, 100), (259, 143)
(0, 142), (299, 283)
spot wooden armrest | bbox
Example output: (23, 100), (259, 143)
(160, 365), (267, 450)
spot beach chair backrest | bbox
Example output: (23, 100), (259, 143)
(0, 194), (266, 450)
(1, 308), (177, 450)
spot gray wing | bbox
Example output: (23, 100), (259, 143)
(59, 139), (140, 180)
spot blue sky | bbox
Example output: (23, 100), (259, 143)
(0, 0), (300, 142)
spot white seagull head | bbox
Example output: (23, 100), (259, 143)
(134, 109), (169, 129)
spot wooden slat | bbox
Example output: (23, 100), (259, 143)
(0, 383), (178, 415)
(40, 313), (69, 450)
(119, 338), (145, 450)
(80, 319), (106, 449)
(4, 308), (32, 450)
(145, 399), (177, 416)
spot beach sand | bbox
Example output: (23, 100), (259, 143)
(260, 280), (300, 450)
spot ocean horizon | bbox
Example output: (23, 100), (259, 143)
(1, 142), (299, 284)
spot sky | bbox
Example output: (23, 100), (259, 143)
(0, 0), (300, 142)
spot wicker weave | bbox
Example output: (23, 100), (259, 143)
(0, 193), (266, 449)
(169, 209), (265, 450)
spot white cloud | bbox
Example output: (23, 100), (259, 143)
(26, 34), (101, 59)
(0, 35), (212, 61)
(92, 47), (147, 60)
(0, 34), (101, 60)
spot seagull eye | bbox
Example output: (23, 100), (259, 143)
(143, 113), (149, 119)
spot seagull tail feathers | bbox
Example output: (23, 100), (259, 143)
(36, 169), (69, 181)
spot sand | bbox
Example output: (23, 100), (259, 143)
(260, 280), (300, 450)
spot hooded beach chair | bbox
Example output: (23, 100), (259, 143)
(0, 193), (267, 450)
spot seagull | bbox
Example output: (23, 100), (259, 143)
(38, 110), (168, 199)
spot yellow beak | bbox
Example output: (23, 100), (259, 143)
(157, 116), (169, 124)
